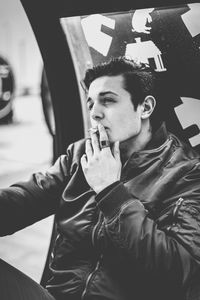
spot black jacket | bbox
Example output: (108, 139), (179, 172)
(1, 124), (200, 300)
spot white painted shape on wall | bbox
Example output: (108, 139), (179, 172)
(81, 14), (115, 56)
(175, 97), (200, 147)
(182, 3), (200, 38)
(125, 37), (166, 71)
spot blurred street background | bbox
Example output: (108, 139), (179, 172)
(0, 95), (54, 282)
(0, 0), (55, 282)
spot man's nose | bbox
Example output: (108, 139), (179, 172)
(90, 104), (104, 121)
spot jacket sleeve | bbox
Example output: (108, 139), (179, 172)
(0, 151), (72, 236)
(95, 161), (200, 287)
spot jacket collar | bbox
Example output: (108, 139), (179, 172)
(121, 123), (171, 178)
(144, 122), (169, 151)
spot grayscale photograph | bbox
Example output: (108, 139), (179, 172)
(0, 0), (200, 299)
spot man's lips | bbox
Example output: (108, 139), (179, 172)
(89, 126), (109, 133)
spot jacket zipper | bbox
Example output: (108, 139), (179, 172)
(156, 197), (184, 219)
(91, 212), (102, 246)
(165, 197), (184, 232)
(81, 213), (103, 300)
(81, 254), (103, 300)
(172, 197), (184, 218)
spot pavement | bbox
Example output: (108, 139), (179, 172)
(0, 95), (54, 283)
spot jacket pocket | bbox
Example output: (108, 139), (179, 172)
(156, 197), (184, 230)
(167, 198), (200, 259)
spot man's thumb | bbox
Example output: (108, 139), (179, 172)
(113, 141), (120, 159)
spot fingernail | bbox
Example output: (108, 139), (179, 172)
(88, 127), (98, 134)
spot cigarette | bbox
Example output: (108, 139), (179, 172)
(88, 127), (98, 134)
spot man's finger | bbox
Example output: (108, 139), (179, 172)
(90, 131), (100, 155)
(80, 154), (87, 169)
(85, 139), (93, 160)
(98, 124), (110, 151)
(113, 141), (120, 160)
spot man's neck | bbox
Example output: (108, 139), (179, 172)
(120, 123), (152, 165)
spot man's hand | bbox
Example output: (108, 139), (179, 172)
(81, 124), (122, 194)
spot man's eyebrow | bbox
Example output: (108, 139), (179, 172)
(86, 91), (118, 103)
(99, 91), (118, 96)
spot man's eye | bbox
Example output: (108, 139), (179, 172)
(102, 98), (115, 105)
(87, 103), (93, 111)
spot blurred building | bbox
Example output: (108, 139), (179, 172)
(0, 0), (42, 96)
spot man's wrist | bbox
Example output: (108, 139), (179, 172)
(95, 181), (121, 201)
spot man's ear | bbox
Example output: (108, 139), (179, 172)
(141, 95), (156, 120)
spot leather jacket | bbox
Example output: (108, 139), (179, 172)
(1, 124), (200, 300)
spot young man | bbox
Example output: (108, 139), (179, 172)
(0, 57), (200, 300)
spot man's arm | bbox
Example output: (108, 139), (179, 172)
(81, 124), (200, 288)
(95, 162), (200, 287)
(0, 154), (71, 236)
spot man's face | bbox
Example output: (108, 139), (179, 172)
(86, 75), (143, 143)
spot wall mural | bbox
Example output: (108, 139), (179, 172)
(61, 3), (200, 152)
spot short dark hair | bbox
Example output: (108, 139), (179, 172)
(83, 56), (170, 130)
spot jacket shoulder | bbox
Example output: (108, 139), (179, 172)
(170, 132), (200, 161)
(65, 138), (86, 163)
